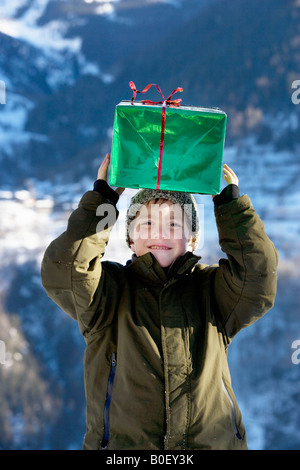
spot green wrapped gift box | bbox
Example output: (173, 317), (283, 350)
(109, 100), (227, 194)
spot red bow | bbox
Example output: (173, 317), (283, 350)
(129, 81), (183, 107)
(128, 81), (183, 190)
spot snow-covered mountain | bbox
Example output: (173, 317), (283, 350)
(0, 0), (299, 450)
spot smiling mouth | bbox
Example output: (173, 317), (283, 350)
(148, 245), (172, 250)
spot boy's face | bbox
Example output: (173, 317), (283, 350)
(129, 200), (195, 268)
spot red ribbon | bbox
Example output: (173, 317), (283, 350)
(129, 81), (183, 189)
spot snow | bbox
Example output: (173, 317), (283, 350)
(0, 92), (47, 158)
(0, 191), (55, 293)
(0, 0), (27, 18)
(0, 0), (109, 87)
(0, 1), (117, 165)
(0, 17), (81, 54)
(82, 0), (121, 16)
(0, 94), (33, 132)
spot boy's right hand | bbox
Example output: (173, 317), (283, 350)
(97, 153), (125, 196)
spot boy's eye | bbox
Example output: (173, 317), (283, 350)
(170, 221), (182, 228)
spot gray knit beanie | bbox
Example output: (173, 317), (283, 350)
(126, 189), (200, 250)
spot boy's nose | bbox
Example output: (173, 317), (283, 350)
(153, 224), (168, 239)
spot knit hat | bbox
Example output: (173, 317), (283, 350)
(126, 188), (200, 250)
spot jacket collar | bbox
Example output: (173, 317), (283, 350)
(125, 251), (201, 285)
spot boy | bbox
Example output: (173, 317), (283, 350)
(41, 154), (278, 450)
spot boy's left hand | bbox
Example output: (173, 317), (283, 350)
(222, 164), (239, 186)
(212, 164), (239, 199)
(212, 163), (239, 199)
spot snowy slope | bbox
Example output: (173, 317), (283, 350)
(0, 0), (110, 87)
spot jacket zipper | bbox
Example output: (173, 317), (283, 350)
(100, 352), (117, 449)
(222, 379), (242, 440)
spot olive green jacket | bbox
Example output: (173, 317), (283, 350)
(41, 190), (278, 450)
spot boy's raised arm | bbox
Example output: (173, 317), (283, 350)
(41, 154), (121, 327)
(211, 166), (278, 340)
